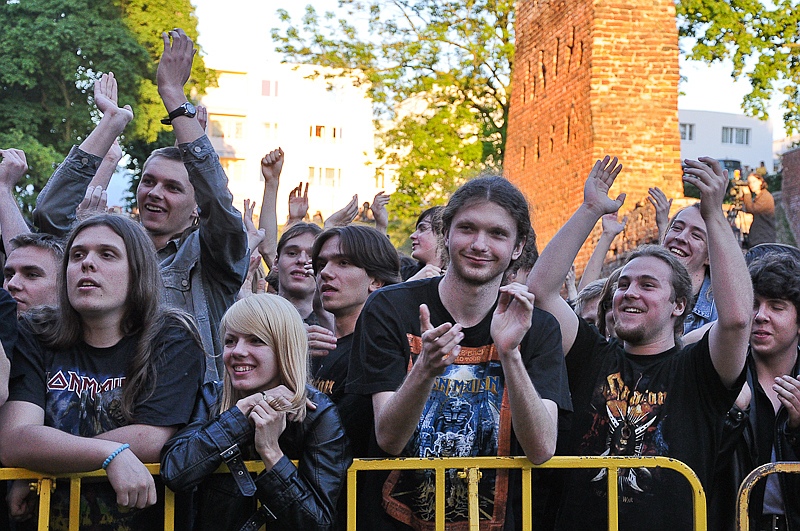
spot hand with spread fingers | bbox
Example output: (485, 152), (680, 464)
(583, 156), (625, 216)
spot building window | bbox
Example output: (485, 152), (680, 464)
(209, 115), (245, 140)
(261, 80), (279, 97)
(307, 167), (341, 187)
(264, 122), (278, 139)
(308, 125), (341, 141)
(722, 126), (750, 145)
(679, 123), (695, 141)
(220, 158), (246, 182)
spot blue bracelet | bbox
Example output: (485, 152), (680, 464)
(102, 443), (130, 470)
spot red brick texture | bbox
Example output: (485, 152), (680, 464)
(505, 0), (683, 272)
(780, 148), (800, 243)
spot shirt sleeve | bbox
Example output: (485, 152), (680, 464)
(33, 146), (100, 237)
(178, 135), (249, 297)
(7, 325), (48, 408)
(346, 290), (411, 396)
(522, 308), (572, 412)
(132, 325), (206, 427)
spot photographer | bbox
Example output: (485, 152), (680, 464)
(737, 172), (775, 248)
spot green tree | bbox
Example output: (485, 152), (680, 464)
(0, 0), (214, 215)
(272, 0), (514, 245)
(677, 0), (800, 133)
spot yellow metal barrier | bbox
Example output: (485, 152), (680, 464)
(346, 456), (707, 531)
(736, 461), (800, 531)
(0, 456), (706, 531)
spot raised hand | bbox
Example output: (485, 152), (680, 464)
(371, 191), (390, 233)
(196, 104), (208, 133)
(94, 72), (133, 125)
(491, 282), (535, 356)
(76, 186), (108, 221)
(682, 157), (728, 218)
(647, 186), (672, 239)
(243, 199), (266, 250)
(583, 156), (625, 216)
(601, 212), (626, 237)
(417, 304), (463, 376)
(287, 182), (309, 224)
(157, 29), (196, 94)
(261, 148), (284, 185)
(324, 194), (358, 228)
(0, 149), (28, 191)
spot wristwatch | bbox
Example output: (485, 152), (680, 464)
(161, 101), (197, 125)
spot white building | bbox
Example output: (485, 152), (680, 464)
(199, 62), (390, 224)
(678, 110), (773, 174)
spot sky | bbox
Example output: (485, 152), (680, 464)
(189, 0), (787, 137)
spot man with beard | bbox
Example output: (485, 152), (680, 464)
(527, 156), (752, 530)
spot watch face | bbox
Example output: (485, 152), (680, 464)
(183, 102), (196, 116)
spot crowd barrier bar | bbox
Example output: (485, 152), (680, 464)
(346, 455), (707, 531)
(0, 455), (705, 531)
(736, 461), (800, 531)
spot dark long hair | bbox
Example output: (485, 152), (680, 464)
(26, 214), (201, 421)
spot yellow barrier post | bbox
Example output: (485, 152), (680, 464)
(36, 478), (53, 531)
(736, 461), (800, 531)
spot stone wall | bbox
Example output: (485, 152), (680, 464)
(780, 147), (800, 243)
(505, 0), (683, 272)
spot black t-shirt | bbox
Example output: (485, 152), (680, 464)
(347, 277), (571, 530)
(8, 320), (205, 530)
(312, 333), (353, 404)
(555, 318), (743, 531)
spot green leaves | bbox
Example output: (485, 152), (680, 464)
(272, 0), (514, 246)
(678, 0), (800, 133)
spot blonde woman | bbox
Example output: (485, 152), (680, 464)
(161, 294), (351, 530)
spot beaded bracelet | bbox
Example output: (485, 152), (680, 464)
(102, 443), (130, 470)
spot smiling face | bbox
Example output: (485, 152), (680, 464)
(136, 156), (197, 246)
(445, 200), (523, 286)
(223, 328), (280, 394)
(66, 225), (130, 323)
(613, 256), (685, 347)
(3, 246), (60, 313)
(276, 232), (317, 299)
(750, 295), (800, 361)
(662, 207), (709, 279)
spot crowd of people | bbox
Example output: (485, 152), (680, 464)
(0, 27), (795, 531)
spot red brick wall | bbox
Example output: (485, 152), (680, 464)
(781, 147), (800, 243)
(506, 0), (683, 271)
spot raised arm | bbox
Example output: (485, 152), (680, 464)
(286, 182), (309, 228)
(577, 213), (626, 291)
(683, 157), (752, 387)
(257, 148), (284, 267)
(0, 149), (32, 249)
(527, 157), (625, 355)
(33, 73), (133, 236)
(324, 194), (358, 229)
(492, 283), (558, 463)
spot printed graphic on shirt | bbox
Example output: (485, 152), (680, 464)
(382, 336), (511, 531)
(582, 371), (668, 500)
(46, 367), (126, 437)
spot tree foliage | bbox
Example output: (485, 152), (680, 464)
(677, 0), (800, 134)
(272, 0), (514, 245)
(0, 0), (214, 215)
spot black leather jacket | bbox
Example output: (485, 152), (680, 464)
(710, 357), (800, 531)
(161, 382), (351, 531)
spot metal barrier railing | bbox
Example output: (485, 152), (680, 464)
(736, 461), (800, 531)
(346, 455), (707, 531)
(1, 455), (706, 531)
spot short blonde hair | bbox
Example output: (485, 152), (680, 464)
(219, 294), (309, 420)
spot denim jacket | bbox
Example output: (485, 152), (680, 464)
(160, 382), (351, 531)
(683, 273), (718, 335)
(33, 136), (249, 382)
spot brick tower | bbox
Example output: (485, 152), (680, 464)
(505, 0), (683, 269)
